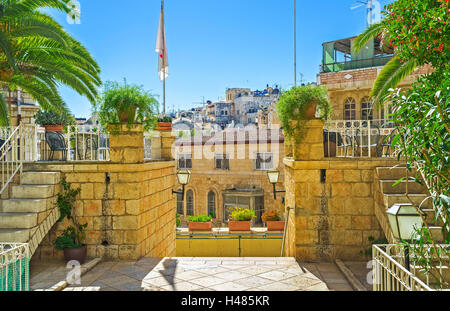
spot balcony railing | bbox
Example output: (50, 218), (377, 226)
(321, 55), (393, 73)
(0, 243), (30, 291)
(324, 119), (397, 158)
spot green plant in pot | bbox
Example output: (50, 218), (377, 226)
(95, 79), (158, 134)
(276, 85), (332, 146)
(262, 210), (285, 232)
(228, 207), (255, 231)
(188, 214), (213, 231)
(53, 178), (88, 264)
(34, 110), (71, 133)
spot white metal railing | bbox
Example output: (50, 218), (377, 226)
(0, 243), (30, 291)
(0, 125), (23, 194)
(372, 244), (437, 291)
(324, 119), (397, 158)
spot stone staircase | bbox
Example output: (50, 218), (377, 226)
(375, 166), (445, 244)
(0, 172), (61, 256)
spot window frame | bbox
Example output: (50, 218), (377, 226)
(254, 152), (274, 171)
(177, 153), (192, 169)
(215, 153), (230, 170)
(186, 190), (194, 216)
(344, 97), (356, 121)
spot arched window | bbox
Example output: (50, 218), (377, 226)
(208, 191), (216, 218)
(176, 191), (184, 215)
(361, 97), (373, 121)
(344, 97), (356, 120)
(186, 190), (194, 216)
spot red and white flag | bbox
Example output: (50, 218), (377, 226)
(155, 1), (168, 81)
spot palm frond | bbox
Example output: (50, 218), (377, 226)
(371, 57), (418, 107)
(353, 22), (384, 54)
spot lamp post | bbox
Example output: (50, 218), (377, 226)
(386, 203), (424, 271)
(172, 169), (191, 202)
(267, 169), (286, 200)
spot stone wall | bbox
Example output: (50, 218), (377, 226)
(283, 120), (402, 260)
(31, 161), (176, 261)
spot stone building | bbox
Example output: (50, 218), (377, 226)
(174, 128), (285, 227)
(318, 36), (433, 121)
(1, 88), (39, 126)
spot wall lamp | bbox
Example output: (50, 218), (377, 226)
(267, 169), (286, 200)
(172, 169), (191, 200)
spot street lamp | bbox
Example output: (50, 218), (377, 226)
(386, 203), (424, 271)
(267, 169), (286, 200)
(172, 169), (191, 200)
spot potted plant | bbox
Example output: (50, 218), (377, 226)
(228, 207), (255, 231)
(95, 80), (158, 134)
(262, 210), (285, 231)
(34, 110), (71, 133)
(53, 178), (88, 264)
(276, 84), (332, 145)
(188, 214), (212, 231)
(157, 116), (173, 131)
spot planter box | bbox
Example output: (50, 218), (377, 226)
(63, 245), (87, 264)
(266, 221), (285, 231)
(188, 221), (212, 231)
(228, 220), (251, 231)
(157, 122), (172, 131)
(43, 125), (63, 133)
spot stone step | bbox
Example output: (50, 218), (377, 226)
(2, 199), (48, 213)
(380, 180), (426, 195)
(383, 194), (432, 210)
(21, 171), (61, 185)
(376, 167), (417, 180)
(12, 185), (54, 199)
(0, 212), (37, 229)
(0, 228), (29, 242)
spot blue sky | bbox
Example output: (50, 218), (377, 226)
(48, 0), (392, 118)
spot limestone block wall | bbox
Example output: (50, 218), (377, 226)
(283, 158), (401, 261)
(30, 161), (177, 261)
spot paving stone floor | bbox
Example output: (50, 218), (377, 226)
(30, 257), (363, 291)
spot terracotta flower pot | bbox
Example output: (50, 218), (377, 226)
(63, 245), (87, 264)
(266, 221), (286, 231)
(118, 107), (137, 123)
(304, 102), (317, 119)
(228, 220), (251, 231)
(44, 124), (63, 133)
(188, 221), (212, 232)
(157, 122), (172, 131)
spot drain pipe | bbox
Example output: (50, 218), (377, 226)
(281, 206), (293, 257)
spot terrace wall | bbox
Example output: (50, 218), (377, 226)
(282, 120), (400, 261)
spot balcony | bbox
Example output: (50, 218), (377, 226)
(321, 36), (394, 73)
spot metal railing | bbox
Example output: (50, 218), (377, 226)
(0, 243), (30, 291)
(321, 55), (393, 73)
(0, 125), (23, 194)
(372, 244), (435, 291)
(324, 119), (397, 158)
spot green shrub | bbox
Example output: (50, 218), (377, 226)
(230, 207), (255, 221)
(188, 214), (212, 222)
(34, 110), (71, 126)
(158, 116), (172, 122)
(176, 213), (181, 227)
(95, 79), (158, 133)
(276, 84), (331, 144)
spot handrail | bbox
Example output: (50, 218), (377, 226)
(0, 124), (23, 195)
(372, 244), (434, 291)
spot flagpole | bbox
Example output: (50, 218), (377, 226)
(294, 0), (297, 87)
(162, 0), (166, 115)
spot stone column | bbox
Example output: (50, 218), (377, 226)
(292, 119), (325, 161)
(160, 130), (176, 160)
(108, 124), (144, 163)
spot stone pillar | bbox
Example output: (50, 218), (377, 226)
(108, 124), (144, 163)
(292, 119), (324, 161)
(160, 130), (176, 160)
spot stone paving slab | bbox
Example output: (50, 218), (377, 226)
(142, 257), (329, 291)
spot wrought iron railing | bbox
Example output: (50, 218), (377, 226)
(324, 119), (397, 158)
(0, 125), (23, 194)
(372, 244), (443, 291)
(0, 243), (30, 291)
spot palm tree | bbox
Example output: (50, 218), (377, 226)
(353, 22), (418, 107)
(0, 0), (101, 125)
